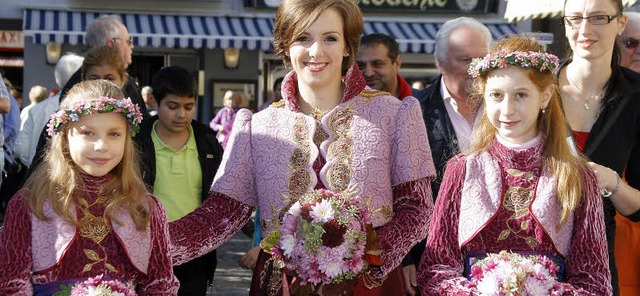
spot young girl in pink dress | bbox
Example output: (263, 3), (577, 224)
(418, 35), (611, 295)
(0, 80), (179, 295)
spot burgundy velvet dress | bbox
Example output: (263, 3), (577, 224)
(418, 136), (611, 296)
(0, 174), (179, 295)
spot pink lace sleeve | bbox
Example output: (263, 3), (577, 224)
(554, 170), (612, 295)
(418, 155), (477, 295)
(170, 192), (253, 265)
(139, 195), (180, 295)
(0, 189), (34, 296)
(374, 177), (433, 277)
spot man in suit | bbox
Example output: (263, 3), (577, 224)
(407, 17), (492, 295)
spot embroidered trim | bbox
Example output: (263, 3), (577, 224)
(325, 108), (355, 192)
(497, 168), (539, 249)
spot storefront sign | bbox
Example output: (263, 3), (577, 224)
(0, 31), (24, 49)
(249, 0), (496, 13)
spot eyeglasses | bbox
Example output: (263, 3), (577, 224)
(112, 36), (133, 46)
(622, 37), (640, 49)
(563, 13), (622, 29)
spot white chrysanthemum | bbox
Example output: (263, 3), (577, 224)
(476, 271), (501, 296)
(289, 202), (302, 216)
(280, 234), (297, 257)
(310, 199), (334, 223)
(524, 278), (550, 295)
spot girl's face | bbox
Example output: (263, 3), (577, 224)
(564, 0), (626, 61)
(484, 67), (551, 144)
(67, 113), (127, 177)
(287, 8), (348, 90)
(84, 64), (126, 89)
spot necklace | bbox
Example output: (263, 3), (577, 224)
(565, 73), (601, 111)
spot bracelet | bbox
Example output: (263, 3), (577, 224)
(601, 169), (621, 198)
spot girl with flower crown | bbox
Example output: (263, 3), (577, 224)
(418, 35), (611, 295)
(0, 80), (179, 295)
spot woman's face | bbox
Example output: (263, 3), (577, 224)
(84, 64), (126, 89)
(564, 0), (626, 62)
(287, 8), (348, 91)
(484, 67), (551, 145)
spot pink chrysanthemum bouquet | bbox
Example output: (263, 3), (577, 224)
(261, 189), (381, 288)
(468, 251), (561, 296)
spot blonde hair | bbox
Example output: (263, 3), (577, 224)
(469, 35), (589, 225)
(25, 80), (151, 230)
(273, 0), (363, 75)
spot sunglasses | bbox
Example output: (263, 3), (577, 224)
(622, 37), (640, 49)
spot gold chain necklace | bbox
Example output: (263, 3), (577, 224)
(565, 73), (601, 111)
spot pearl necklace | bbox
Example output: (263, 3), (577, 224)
(565, 73), (602, 111)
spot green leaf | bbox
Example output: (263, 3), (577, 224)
(259, 230), (281, 254)
(520, 220), (529, 230)
(82, 263), (93, 272)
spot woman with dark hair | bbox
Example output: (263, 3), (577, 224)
(560, 0), (640, 294)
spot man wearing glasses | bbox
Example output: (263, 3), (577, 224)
(618, 12), (640, 73)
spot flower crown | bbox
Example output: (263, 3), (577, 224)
(47, 97), (143, 137)
(468, 51), (560, 78)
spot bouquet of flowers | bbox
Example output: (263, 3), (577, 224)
(53, 274), (137, 296)
(467, 251), (560, 296)
(261, 189), (381, 288)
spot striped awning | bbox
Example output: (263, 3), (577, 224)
(23, 9), (520, 53)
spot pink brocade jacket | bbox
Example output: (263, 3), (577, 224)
(418, 137), (612, 295)
(170, 65), (436, 277)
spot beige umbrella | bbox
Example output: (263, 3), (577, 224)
(504, 0), (638, 22)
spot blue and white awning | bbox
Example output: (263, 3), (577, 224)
(23, 9), (522, 53)
(23, 9), (275, 50)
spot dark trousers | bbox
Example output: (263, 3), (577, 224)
(174, 250), (217, 296)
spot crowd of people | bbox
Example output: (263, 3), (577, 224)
(0, 0), (639, 295)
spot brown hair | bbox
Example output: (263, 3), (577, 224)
(469, 35), (590, 225)
(272, 0), (363, 75)
(25, 80), (151, 230)
(81, 46), (127, 83)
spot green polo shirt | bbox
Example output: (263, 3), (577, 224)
(151, 122), (202, 222)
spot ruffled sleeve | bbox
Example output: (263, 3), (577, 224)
(418, 155), (476, 295)
(0, 189), (34, 296)
(374, 97), (435, 277)
(138, 194), (180, 295)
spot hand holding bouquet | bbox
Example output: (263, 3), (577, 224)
(261, 189), (381, 290)
(467, 251), (560, 296)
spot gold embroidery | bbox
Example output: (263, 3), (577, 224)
(324, 108), (355, 193)
(327, 162), (352, 192)
(77, 197), (117, 273)
(379, 205), (393, 221)
(360, 89), (390, 102)
(503, 187), (533, 219)
(313, 127), (329, 147)
(270, 101), (286, 108)
(498, 168), (538, 248)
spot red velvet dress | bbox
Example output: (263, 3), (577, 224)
(0, 174), (179, 295)
(418, 137), (611, 295)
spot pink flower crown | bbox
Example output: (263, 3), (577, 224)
(47, 97), (143, 137)
(468, 51), (560, 78)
